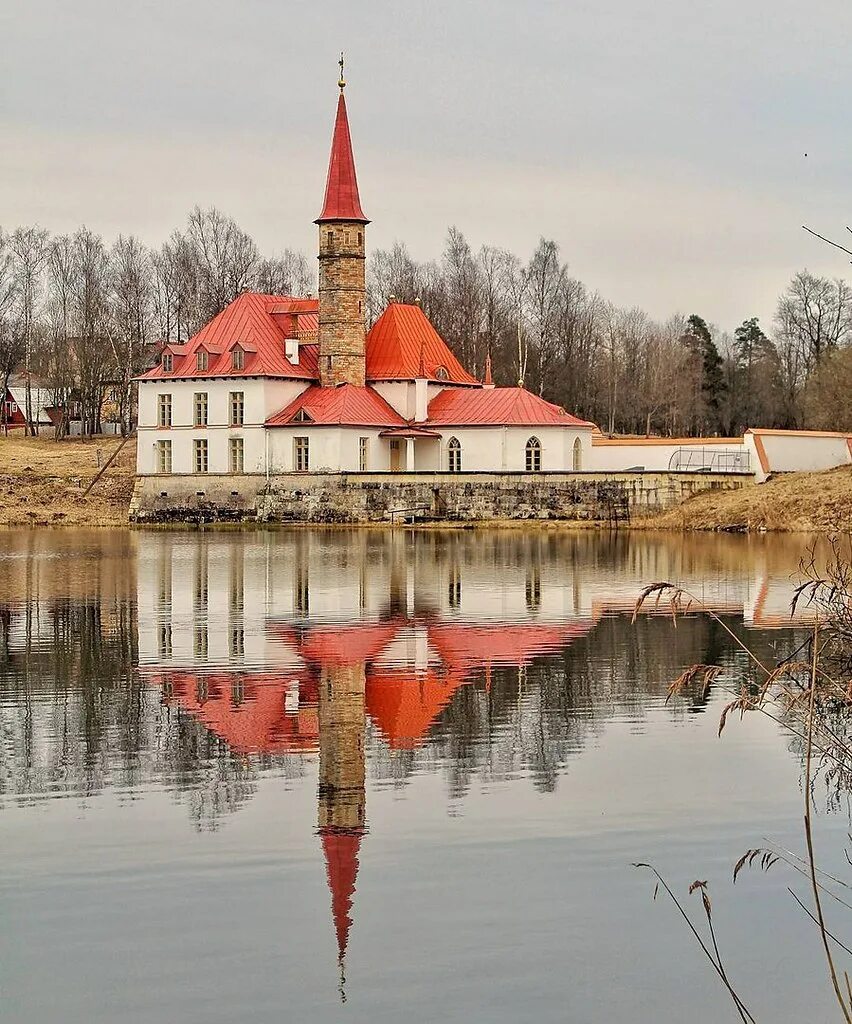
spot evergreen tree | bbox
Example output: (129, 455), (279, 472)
(680, 314), (726, 434)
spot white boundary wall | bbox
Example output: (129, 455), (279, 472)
(745, 430), (852, 483)
(591, 431), (852, 482)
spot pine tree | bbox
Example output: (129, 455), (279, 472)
(681, 314), (726, 434)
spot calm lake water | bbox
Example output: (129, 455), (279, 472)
(0, 527), (847, 1022)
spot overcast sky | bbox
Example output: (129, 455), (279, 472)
(2, 0), (850, 333)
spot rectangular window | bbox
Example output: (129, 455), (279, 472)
(196, 349), (208, 372)
(162, 352), (173, 372)
(231, 347), (244, 371)
(194, 392), (208, 427)
(359, 436), (369, 471)
(229, 437), (244, 473)
(156, 439), (172, 473)
(157, 393), (172, 428)
(194, 438), (208, 474)
(230, 391), (244, 426)
(294, 436), (309, 472)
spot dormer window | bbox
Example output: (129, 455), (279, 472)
(435, 365), (449, 381)
(162, 352), (173, 373)
(232, 346), (244, 371)
(196, 350), (208, 372)
(293, 408), (313, 423)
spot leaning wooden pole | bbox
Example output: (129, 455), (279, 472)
(81, 432), (135, 498)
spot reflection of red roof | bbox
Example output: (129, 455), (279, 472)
(425, 387), (595, 427)
(139, 293), (319, 381)
(316, 92), (368, 224)
(143, 671), (319, 754)
(365, 668), (466, 750)
(300, 622), (401, 666)
(428, 622), (597, 670)
(320, 827), (364, 964)
(366, 304), (478, 385)
(266, 384), (407, 428)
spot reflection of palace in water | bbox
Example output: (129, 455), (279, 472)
(130, 530), (812, 984)
(0, 529), (815, 991)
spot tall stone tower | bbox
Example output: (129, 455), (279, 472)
(316, 58), (369, 388)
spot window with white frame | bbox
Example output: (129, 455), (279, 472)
(447, 436), (462, 473)
(162, 351), (173, 372)
(157, 393), (172, 427)
(194, 438), (208, 474)
(359, 436), (369, 471)
(230, 391), (244, 426)
(196, 349), (208, 372)
(194, 392), (208, 427)
(156, 439), (172, 473)
(525, 436), (542, 471)
(231, 346), (244, 371)
(294, 436), (309, 471)
(229, 437), (244, 473)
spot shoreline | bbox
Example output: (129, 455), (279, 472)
(3, 435), (851, 533)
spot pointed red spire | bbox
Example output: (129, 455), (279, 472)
(316, 92), (369, 223)
(483, 353), (494, 388)
(321, 827), (364, 965)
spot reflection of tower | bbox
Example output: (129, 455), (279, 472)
(317, 661), (366, 1001)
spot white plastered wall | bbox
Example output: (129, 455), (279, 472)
(432, 426), (594, 472)
(590, 440), (749, 473)
(267, 427), (391, 472)
(137, 378), (308, 475)
(746, 430), (852, 483)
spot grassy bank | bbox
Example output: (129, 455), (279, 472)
(646, 464), (852, 532)
(0, 434), (136, 526)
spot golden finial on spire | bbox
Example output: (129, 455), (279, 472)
(338, 51), (346, 91)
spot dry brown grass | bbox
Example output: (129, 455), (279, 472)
(644, 465), (852, 533)
(0, 433), (136, 527)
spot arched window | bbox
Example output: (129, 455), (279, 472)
(435, 365), (449, 381)
(573, 437), (583, 471)
(525, 436), (542, 471)
(447, 436), (462, 473)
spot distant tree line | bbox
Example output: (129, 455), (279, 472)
(0, 208), (312, 435)
(367, 231), (852, 435)
(1, 209), (850, 437)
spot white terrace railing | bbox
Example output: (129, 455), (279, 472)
(667, 447), (752, 474)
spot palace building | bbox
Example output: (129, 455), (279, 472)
(136, 67), (594, 480)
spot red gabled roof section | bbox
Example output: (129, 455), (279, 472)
(138, 293), (320, 382)
(425, 387), (595, 427)
(316, 92), (368, 224)
(366, 304), (479, 386)
(266, 383), (408, 428)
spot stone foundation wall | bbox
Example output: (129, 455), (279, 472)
(130, 471), (749, 524)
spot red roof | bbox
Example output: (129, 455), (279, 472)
(366, 303), (478, 386)
(425, 387), (595, 427)
(139, 293), (319, 381)
(266, 384), (407, 428)
(316, 92), (368, 224)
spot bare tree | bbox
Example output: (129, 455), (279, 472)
(9, 226), (50, 434)
(776, 271), (852, 378)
